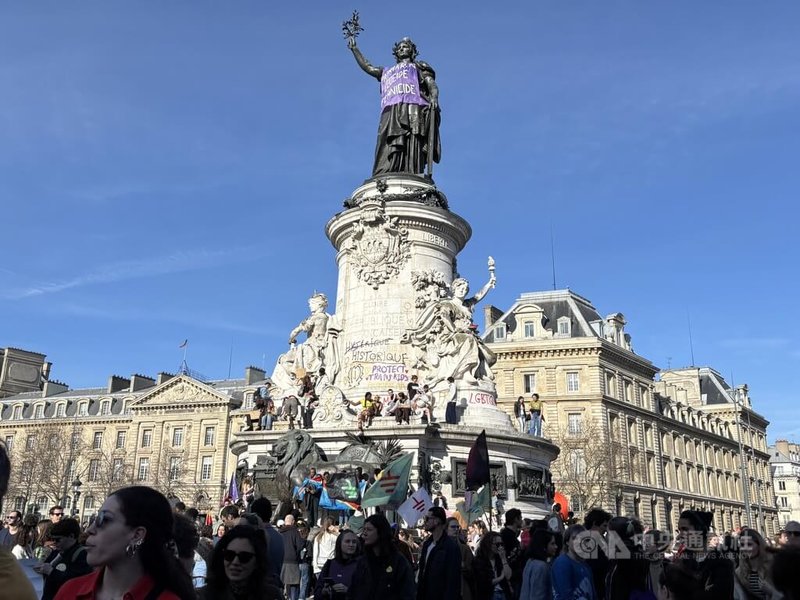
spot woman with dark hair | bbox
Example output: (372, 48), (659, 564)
(54, 485), (195, 600)
(349, 514), (415, 600)
(676, 510), (734, 600)
(314, 529), (361, 600)
(200, 525), (281, 600)
(605, 516), (652, 600)
(521, 529), (556, 600)
(473, 531), (512, 600)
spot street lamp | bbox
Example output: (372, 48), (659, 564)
(71, 477), (83, 518)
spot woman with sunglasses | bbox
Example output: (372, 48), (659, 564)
(54, 485), (195, 600)
(200, 525), (282, 600)
(474, 531), (512, 600)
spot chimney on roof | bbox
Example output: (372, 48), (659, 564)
(107, 375), (131, 394)
(245, 366), (266, 386)
(42, 362), (52, 380)
(130, 374), (156, 392)
(483, 305), (503, 332)
(42, 380), (69, 398)
(156, 372), (175, 386)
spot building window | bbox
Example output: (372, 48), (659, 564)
(71, 432), (80, 450)
(78, 402), (88, 416)
(524, 322), (535, 338)
(112, 458), (124, 482)
(137, 458), (150, 481)
(628, 419), (638, 445)
(141, 429), (153, 448)
(169, 457), (181, 481)
(201, 456), (213, 481)
(56, 403), (66, 418)
(523, 374), (536, 394)
(12, 405), (22, 420)
(557, 317), (571, 336)
(567, 413), (583, 436)
(605, 373), (616, 397)
(172, 427), (184, 447)
(781, 497), (789, 508)
(34, 404), (44, 419)
(779, 481), (786, 491)
(566, 371), (580, 392)
(25, 435), (36, 451)
(116, 430), (126, 449)
(47, 434), (59, 450)
(100, 401), (111, 416)
(624, 381), (633, 402)
(570, 450), (586, 476)
(494, 323), (506, 341)
(67, 459), (77, 480)
(92, 431), (103, 450)
(83, 496), (94, 510)
(204, 427), (215, 447)
(88, 459), (100, 482)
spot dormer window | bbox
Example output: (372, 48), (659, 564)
(56, 403), (66, 418)
(12, 405), (22, 420)
(34, 404), (44, 419)
(494, 323), (506, 341)
(524, 321), (535, 338)
(557, 317), (571, 336)
(100, 401), (111, 416)
(78, 402), (88, 417)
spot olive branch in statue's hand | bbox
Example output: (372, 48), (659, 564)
(342, 10), (364, 41)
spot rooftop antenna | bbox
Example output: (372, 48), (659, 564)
(667, 356), (672, 369)
(687, 311), (696, 367)
(227, 339), (234, 379)
(550, 222), (557, 291)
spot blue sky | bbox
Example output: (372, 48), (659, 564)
(1, 2), (798, 440)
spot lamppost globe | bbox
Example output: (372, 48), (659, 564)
(71, 477), (83, 517)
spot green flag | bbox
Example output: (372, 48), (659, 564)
(361, 453), (414, 508)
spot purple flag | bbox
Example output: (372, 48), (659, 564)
(227, 473), (239, 503)
(466, 430), (490, 492)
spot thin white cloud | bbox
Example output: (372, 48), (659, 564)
(2, 247), (263, 300)
(48, 302), (284, 338)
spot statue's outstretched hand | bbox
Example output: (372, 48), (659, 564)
(347, 36), (357, 50)
(489, 274), (497, 288)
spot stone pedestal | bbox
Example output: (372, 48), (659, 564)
(326, 178), (469, 400)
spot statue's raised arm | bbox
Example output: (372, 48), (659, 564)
(347, 37), (382, 80)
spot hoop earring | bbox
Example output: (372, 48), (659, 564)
(125, 539), (143, 557)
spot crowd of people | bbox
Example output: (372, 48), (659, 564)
(3, 430), (800, 600)
(251, 371), (462, 433)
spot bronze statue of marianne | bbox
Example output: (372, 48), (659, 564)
(347, 36), (441, 177)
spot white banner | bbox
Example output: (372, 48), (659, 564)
(398, 487), (434, 527)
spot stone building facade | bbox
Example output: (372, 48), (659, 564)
(0, 347), (252, 522)
(769, 440), (800, 528)
(483, 290), (779, 536)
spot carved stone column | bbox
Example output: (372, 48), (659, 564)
(325, 176), (470, 402)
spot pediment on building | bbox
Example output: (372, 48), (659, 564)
(129, 375), (231, 410)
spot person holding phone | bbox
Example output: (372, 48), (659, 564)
(314, 530), (362, 600)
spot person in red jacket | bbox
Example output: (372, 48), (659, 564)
(55, 486), (195, 600)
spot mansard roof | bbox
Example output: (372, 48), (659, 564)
(482, 289), (606, 343)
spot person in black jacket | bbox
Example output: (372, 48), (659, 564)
(473, 531), (512, 600)
(416, 507), (461, 600)
(35, 518), (92, 600)
(349, 514), (415, 600)
(676, 510), (734, 600)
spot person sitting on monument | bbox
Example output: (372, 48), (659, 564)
(394, 392), (411, 425)
(382, 389), (399, 417)
(413, 385), (434, 423)
(357, 392), (377, 430)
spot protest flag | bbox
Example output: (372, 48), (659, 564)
(465, 430), (490, 491)
(398, 487), (433, 527)
(361, 452), (414, 507)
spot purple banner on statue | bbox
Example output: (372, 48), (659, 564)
(380, 63), (428, 110)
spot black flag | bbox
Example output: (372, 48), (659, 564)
(465, 430), (490, 491)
